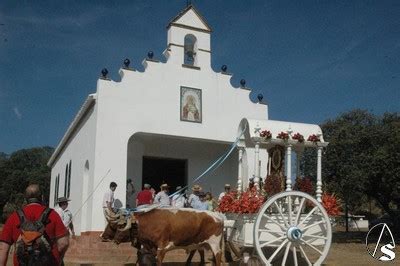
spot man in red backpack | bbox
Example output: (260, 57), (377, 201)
(0, 184), (70, 266)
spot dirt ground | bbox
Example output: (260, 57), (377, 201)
(322, 231), (398, 266)
(61, 240), (397, 266)
(4, 231), (399, 265)
(63, 231), (397, 266)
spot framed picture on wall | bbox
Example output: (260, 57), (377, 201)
(180, 86), (202, 123)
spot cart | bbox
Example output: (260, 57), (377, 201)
(224, 191), (332, 265)
(224, 119), (332, 265)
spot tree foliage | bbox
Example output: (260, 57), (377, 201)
(0, 146), (53, 222)
(303, 110), (400, 228)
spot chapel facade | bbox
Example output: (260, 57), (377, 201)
(48, 5), (325, 234)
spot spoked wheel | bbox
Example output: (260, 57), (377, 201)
(254, 191), (332, 266)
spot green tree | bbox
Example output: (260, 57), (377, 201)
(322, 110), (374, 212)
(302, 110), (400, 230)
(363, 113), (400, 226)
(0, 146), (53, 222)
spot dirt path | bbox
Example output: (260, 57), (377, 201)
(63, 240), (397, 265)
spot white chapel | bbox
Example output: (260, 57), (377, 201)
(48, 5), (326, 234)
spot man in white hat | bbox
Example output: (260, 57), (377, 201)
(55, 197), (75, 236)
(154, 184), (171, 206)
(218, 184), (231, 202)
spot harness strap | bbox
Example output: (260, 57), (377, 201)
(17, 208), (52, 226)
(16, 209), (26, 226)
(39, 208), (52, 225)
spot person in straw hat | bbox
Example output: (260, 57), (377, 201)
(218, 184), (231, 202)
(154, 183), (171, 206)
(55, 197), (75, 236)
(187, 184), (202, 208)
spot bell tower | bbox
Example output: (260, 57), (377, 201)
(166, 5), (212, 69)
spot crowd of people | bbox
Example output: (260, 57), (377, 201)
(135, 182), (232, 212)
(0, 181), (232, 265)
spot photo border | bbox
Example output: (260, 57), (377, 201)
(180, 86), (202, 123)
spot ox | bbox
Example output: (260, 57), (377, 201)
(119, 207), (225, 265)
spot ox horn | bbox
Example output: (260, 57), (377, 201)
(118, 217), (132, 231)
(106, 212), (120, 223)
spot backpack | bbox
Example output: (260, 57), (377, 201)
(15, 208), (56, 266)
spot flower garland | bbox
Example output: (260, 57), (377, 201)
(260, 130), (272, 139)
(217, 187), (265, 214)
(276, 131), (289, 140)
(292, 132), (304, 143)
(307, 134), (320, 143)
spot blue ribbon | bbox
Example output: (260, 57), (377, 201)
(168, 125), (247, 199)
(125, 125), (247, 213)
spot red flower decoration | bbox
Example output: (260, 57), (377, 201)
(277, 131), (289, 140)
(322, 193), (341, 216)
(263, 175), (283, 197)
(260, 130), (272, 139)
(292, 133), (305, 143)
(216, 188), (266, 214)
(307, 134), (320, 143)
(294, 177), (314, 194)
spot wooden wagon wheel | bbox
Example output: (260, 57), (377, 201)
(253, 191), (332, 266)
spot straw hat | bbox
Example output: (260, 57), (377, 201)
(57, 197), (71, 204)
(192, 184), (202, 191)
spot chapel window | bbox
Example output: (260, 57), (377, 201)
(64, 160), (72, 197)
(67, 160), (72, 197)
(64, 164), (68, 196)
(54, 174), (60, 207)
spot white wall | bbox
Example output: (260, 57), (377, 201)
(49, 104), (97, 234)
(243, 147), (268, 187)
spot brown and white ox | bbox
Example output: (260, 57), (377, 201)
(115, 207), (225, 265)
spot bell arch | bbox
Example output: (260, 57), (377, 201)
(184, 34), (197, 66)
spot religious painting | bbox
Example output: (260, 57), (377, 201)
(180, 86), (202, 123)
(272, 149), (282, 170)
(268, 146), (285, 176)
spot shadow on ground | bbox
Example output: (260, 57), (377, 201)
(332, 231), (368, 243)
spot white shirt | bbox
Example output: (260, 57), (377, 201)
(188, 194), (200, 207)
(154, 191), (171, 206)
(172, 194), (185, 208)
(55, 206), (73, 228)
(103, 189), (115, 208)
(218, 192), (226, 201)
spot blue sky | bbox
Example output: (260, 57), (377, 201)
(0, 0), (399, 154)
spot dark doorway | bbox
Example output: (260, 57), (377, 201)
(142, 156), (187, 193)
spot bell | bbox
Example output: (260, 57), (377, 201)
(184, 42), (195, 62)
(186, 51), (195, 62)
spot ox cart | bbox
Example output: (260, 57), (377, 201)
(224, 191), (332, 265)
(223, 119), (332, 265)
(108, 118), (333, 265)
